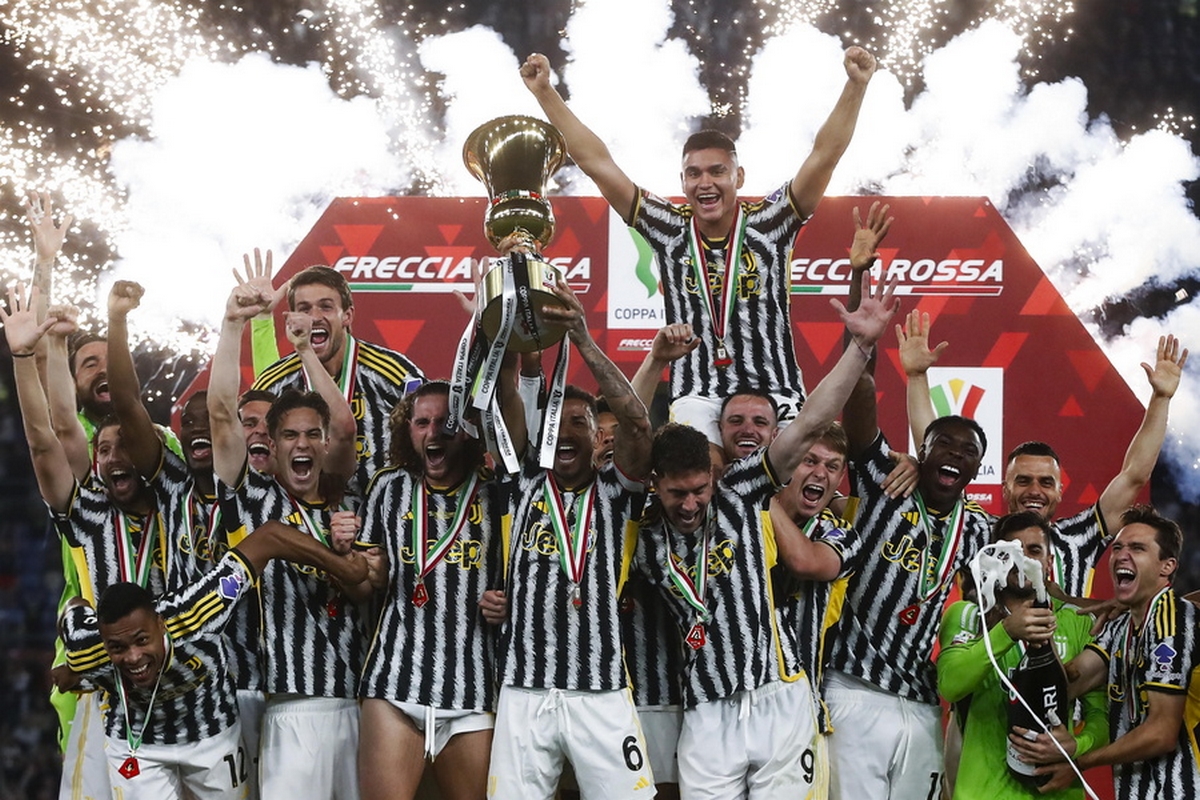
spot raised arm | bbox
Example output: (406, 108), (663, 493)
(841, 203), (892, 457)
(41, 305), (91, 478)
(1096, 335), (1188, 533)
(283, 310), (357, 484)
(106, 281), (164, 477)
(768, 272), (898, 477)
(520, 53), (639, 222)
(541, 279), (652, 478)
(630, 323), (698, 412)
(210, 281), (276, 486)
(2, 285), (75, 510)
(790, 47), (876, 218)
(22, 191), (72, 325)
(897, 309), (946, 445)
(236, 248), (284, 376)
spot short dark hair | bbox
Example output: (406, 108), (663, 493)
(683, 129), (737, 157)
(922, 415), (988, 457)
(595, 397), (614, 417)
(96, 582), (157, 626)
(287, 265), (353, 312)
(238, 389), (277, 412)
(388, 380), (485, 472)
(719, 389), (779, 425)
(91, 414), (121, 446)
(652, 423), (711, 477)
(266, 390), (330, 439)
(1121, 504), (1183, 563)
(991, 511), (1052, 546)
(1006, 441), (1061, 467)
(563, 385), (598, 424)
(67, 332), (106, 377)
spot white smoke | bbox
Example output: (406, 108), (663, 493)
(106, 53), (399, 333)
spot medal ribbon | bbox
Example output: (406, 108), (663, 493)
(411, 473), (481, 583)
(1124, 585), (1171, 723)
(302, 333), (359, 405)
(543, 474), (596, 588)
(911, 494), (965, 604)
(288, 495), (331, 547)
(114, 510), (157, 589)
(686, 204), (747, 354)
(665, 507), (715, 622)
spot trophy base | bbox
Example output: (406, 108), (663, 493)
(479, 256), (568, 353)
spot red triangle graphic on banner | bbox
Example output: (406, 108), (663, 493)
(582, 198), (610, 223)
(372, 319), (425, 353)
(1058, 395), (1085, 417)
(1067, 350), (1111, 392)
(555, 228), (583, 258)
(437, 224), (464, 245)
(982, 332), (1028, 369)
(1075, 482), (1100, 505)
(319, 245), (345, 266)
(1020, 276), (1072, 316)
(334, 225), (385, 256)
(796, 322), (844, 363)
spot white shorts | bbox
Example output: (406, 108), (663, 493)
(259, 695), (359, 800)
(824, 671), (943, 800)
(678, 678), (819, 800)
(637, 706), (682, 785)
(103, 722), (247, 800)
(487, 686), (655, 800)
(59, 691), (111, 800)
(670, 393), (801, 447)
(236, 690), (265, 800)
(388, 699), (494, 759)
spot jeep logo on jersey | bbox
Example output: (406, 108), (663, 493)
(333, 254), (592, 293)
(790, 257), (1004, 297)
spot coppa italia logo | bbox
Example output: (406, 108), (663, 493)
(930, 378), (985, 418)
(332, 254), (593, 293)
(790, 256), (1003, 297)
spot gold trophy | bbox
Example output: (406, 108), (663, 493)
(463, 115), (568, 351)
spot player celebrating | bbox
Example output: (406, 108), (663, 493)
(633, 271), (896, 797)
(487, 278), (655, 800)
(59, 521), (366, 800)
(355, 380), (517, 800)
(209, 276), (377, 800)
(520, 48), (877, 464)
(899, 313), (1188, 597)
(1026, 506), (1200, 797)
(251, 263), (424, 493)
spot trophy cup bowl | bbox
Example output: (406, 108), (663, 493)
(464, 115), (570, 351)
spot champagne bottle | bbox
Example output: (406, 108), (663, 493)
(1005, 601), (1069, 788)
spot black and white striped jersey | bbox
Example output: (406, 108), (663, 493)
(827, 433), (992, 704)
(1047, 504), (1112, 598)
(498, 459), (646, 692)
(771, 506), (860, 732)
(251, 338), (424, 496)
(620, 567), (685, 708)
(358, 466), (504, 711)
(634, 450), (791, 708)
(1089, 588), (1200, 799)
(217, 463), (368, 699)
(151, 449), (226, 593)
(62, 549), (256, 745)
(631, 183), (807, 402)
(51, 477), (165, 604)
